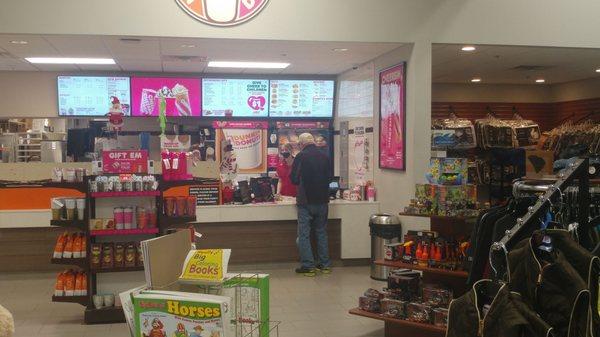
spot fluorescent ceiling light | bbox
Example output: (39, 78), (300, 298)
(471, 78), (481, 83)
(25, 57), (116, 65)
(535, 79), (545, 83)
(332, 48), (348, 52)
(461, 46), (476, 52)
(10, 40), (28, 45)
(208, 61), (290, 69)
(181, 44), (196, 48)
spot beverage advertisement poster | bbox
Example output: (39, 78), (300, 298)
(202, 79), (269, 117)
(131, 77), (201, 117)
(102, 150), (149, 174)
(214, 121), (268, 174)
(379, 63), (406, 170)
(348, 119), (374, 186)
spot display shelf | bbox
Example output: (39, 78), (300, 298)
(90, 190), (161, 198)
(50, 257), (88, 269)
(349, 308), (445, 334)
(159, 215), (197, 226)
(50, 219), (87, 230)
(398, 212), (477, 221)
(52, 295), (89, 306)
(84, 306), (125, 324)
(160, 178), (219, 190)
(90, 228), (159, 237)
(374, 259), (468, 278)
(90, 266), (144, 273)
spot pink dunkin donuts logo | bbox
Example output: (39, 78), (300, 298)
(247, 96), (266, 111)
(176, 0), (270, 27)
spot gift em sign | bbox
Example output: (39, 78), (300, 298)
(176, 0), (269, 27)
(102, 150), (149, 174)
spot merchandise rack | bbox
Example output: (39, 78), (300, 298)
(48, 176), (200, 324)
(349, 308), (446, 335)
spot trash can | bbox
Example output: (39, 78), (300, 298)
(369, 214), (402, 280)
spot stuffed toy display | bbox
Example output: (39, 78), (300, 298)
(0, 303), (14, 337)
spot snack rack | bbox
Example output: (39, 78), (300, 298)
(49, 175), (200, 324)
(349, 214), (476, 337)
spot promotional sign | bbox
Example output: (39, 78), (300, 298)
(269, 80), (335, 118)
(102, 150), (149, 174)
(216, 128), (268, 173)
(275, 121), (330, 129)
(131, 77), (201, 117)
(189, 184), (220, 206)
(212, 121), (268, 129)
(202, 79), (269, 117)
(175, 0), (270, 27)
(58, 76), (130, 116)
(179, 249), (231, 283)
(160, 135), (191, 151)
(379, 63), (406, 170)
(349, 119), (374, 186)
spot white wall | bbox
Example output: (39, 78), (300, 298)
(0, 72), (58, 117)
(432, 83), (553, 103)
(551, 77), (600, 102)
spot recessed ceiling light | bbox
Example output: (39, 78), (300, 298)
(10, 40), (28, 45)
(461, 46), (476, 52)
(596, 68), (600, 73)
(535, 79), (545, 83)
(208, 61), (290, 69)
(333, 48), (348, 52)
(181, 44), (196, 48)
(25, 57), (116, 65)
(471, 78), (481, 83)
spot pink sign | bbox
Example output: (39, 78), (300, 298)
(131, 77), (201, 117)
(379, 63), (406, 170)
(102, 150), (149, 174)
(212, 121), (269, 129)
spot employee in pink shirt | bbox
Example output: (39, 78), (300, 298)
(276, 143), (297, 197)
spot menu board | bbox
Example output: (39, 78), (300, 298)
(202, 79), (269, 117)
(131, 77), (201, 117)
(269, 80), (334, 118)
(57, 76), (130, 116)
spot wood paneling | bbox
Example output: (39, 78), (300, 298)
(433, 97), (600, 131)
(0, 227), (65, 272)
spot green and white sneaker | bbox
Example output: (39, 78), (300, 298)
(316, 265), (332, 274)
(295, 267), (316, 277)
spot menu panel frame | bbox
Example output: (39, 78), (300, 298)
(268, 79), (335, 118)
(202, 78), (270, 118)
(57, 75), (131, 117)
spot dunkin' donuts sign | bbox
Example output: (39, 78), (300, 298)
(176, 0), (270, 27)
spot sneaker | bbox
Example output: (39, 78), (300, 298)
(295, 267), (316, 277)
(316, 265), (332, 274)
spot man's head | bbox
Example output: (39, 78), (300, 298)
(298, 133), (315, 149)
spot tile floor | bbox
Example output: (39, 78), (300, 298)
(0, 265), (385, 337)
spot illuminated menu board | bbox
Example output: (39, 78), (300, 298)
(202, 78), (269, 117)
(269, 80), (334, 118)
(57, 76), (131, 116)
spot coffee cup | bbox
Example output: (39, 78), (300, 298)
(223, 128), (263, 169)
(93, 295), (104, 309)
(65, 199), (76, 220)
(103, 294), (115, 307)
(76, 199), (85, 220)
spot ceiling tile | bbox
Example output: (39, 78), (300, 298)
(162, 61), (206, 73)
(77, 64), (122, 71)
(118, 60), (163, 72)
(44, 35), (111, 57)
(104, 36), (161, 61)
(32, 64), (79, 71)
(0, 35), (60, 58)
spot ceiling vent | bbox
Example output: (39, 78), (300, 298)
(162, 55), (208, 63)
(119, 38), (142, 43)
(511, 65), (553, 71)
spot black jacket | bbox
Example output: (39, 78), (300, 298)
(290, 144), (331, 205)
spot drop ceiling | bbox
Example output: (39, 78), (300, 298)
(433, 44), (600, 85)
(0, 34), (402, 75)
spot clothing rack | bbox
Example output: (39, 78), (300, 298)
(512, 180), (552, 198)
(491, 158), (591, 255)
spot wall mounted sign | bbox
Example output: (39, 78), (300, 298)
(176, 0), (270, 27)
(379, 63), (406, 171)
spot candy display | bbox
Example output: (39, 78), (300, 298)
(54, 270), (87, 297)
(53, 232), (86, 259)
(426, 158), (468, 185)
(404, 183), (479, 217)
(163, 196), (197, 217)
(91, 241), (143, 270)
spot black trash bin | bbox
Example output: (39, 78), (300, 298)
(369, 214), (402, 280)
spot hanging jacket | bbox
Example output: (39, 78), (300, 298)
(507, 236), (591, 337)
(468, 207), (506, 285)
(447, 279), (555, 337)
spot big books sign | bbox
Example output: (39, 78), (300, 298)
(102, 150), (149, 174)
(176, 0), (270, 27)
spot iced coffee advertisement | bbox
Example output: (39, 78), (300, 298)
(131, 77), (201, 117)
(58, 76), (131, 116)
(214, 121), (268, 174)
(202, 79), (269, 117)
(269, 80), (335, 117)
(379, 63), (406, 170)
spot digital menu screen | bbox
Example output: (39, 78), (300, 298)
(269, 80), (335, 118)
(131, 77), (201, 117)
(57, 76), (131, 116)
(202, 79), (269, 117)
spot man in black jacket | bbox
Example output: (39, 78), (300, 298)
(290, 133), (331, 276)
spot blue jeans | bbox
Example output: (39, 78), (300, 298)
(297, 204), (331, 269)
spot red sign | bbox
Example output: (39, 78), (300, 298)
(102, 150), (149, 174)
(212, 121), (268, 129)
(379, 63), (406, 171)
